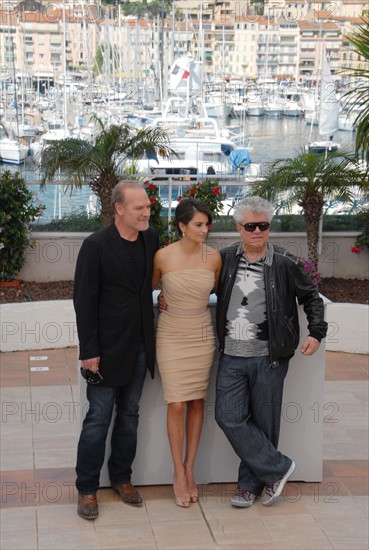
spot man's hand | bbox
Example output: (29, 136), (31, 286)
(158, 291), (167, 312)
(300, 336), (320, 356)
(81, 357), (100, 373)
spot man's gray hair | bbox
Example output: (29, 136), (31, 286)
(233, 196), (274, 224)
(111, 180), (145, 207)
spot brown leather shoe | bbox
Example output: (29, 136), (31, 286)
(77, 493), (98, 520)
(112, 482), (143, 507)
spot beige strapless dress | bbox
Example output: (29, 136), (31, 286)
(156, 269), (216, 403)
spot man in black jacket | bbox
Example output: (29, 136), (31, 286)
(74, 181), (159, 519)
(215, 196), (327, 508)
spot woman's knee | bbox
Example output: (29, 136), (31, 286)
(168, 401), (186, 416)
(188, 399), (203, 413)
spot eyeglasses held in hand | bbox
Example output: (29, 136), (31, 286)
(242, 222), (270, 232)
(80, 367), (103, 384)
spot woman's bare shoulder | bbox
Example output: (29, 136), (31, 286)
(202, 244), (222, 265)
(154, 242), (180, 264)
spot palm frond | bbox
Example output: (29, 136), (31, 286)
(341, 15), (369, 162)
(38, 118), (176, 227)
(39, 138), (93, 185)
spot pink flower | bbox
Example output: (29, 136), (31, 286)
(177, 196), (183, 201)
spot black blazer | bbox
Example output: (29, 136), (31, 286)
(73, 224), (159, 386)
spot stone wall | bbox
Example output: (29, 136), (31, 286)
(19, 231), (369, 282)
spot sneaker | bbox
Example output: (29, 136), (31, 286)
(231, 489), (257, 508)
(261, 460), (296, 506)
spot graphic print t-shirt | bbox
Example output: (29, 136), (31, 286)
(224, 255), (269, 357)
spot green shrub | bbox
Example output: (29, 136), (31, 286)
(0, 171), (45, 281)
(31, 209), (101, 232)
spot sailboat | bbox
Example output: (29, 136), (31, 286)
(0, 21), (29, 164)
(0, 118), (29, 165)
(307, 53), (341, 154)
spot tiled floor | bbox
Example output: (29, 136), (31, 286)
(1, 348), (368, 550)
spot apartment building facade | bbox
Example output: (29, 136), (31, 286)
(0, 0), (366, 89)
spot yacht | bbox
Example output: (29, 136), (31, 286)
(245, 95), (265, 117)
(0, 137), (29, 164)
(282, 100), (302, 117)
(30, 127), (74, 158)
(264, 98), (284, 117)
(135, 116), (258, 182)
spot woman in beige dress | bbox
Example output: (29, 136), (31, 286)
(152, 199), (222, 508)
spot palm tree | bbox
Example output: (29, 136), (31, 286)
(253, 150), (369, 269)
(342, 14), (369, 164)
(39, 118), (176, 227)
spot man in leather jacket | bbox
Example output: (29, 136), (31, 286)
(215, 196), (327, 508)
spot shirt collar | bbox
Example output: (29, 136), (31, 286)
(236, 241), (274, 266)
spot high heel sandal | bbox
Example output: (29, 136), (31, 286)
(184, 466), (198, 503)
(173, 475), (190, 508)
(189, 486), (199, 503)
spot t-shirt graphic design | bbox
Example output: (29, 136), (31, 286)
(224, 257), (269, 357)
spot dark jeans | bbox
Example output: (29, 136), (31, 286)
(76, 342), (148, 494)
(215, 353), (292, 496)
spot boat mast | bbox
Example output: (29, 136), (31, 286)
(62, 1), (68, 132)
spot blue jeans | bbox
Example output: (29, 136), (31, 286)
(215, 353), (292, 496)
(76, 342), (148, 494)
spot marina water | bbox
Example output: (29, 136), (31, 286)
(0, 116), (357, 223)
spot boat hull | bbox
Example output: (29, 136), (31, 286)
(306, 141), (340, 154)
(0, 139), (29, 164)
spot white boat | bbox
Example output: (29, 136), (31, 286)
(264, 98), (284, 117)
(135, 116), (258, 182)
(10, 122), (37, 138)
(246, 98), (265, 117)
(307, 139), (340, 154)
(0, 137), (29, 164)
(304, 111), (319, 126)
(131, 56), (258, 182)
(30, 127), (74, 158)
(231, 100), (248, 116)
(338, 111), (356, 132)
(203, 98), (232, 119)
(282, 100), (302, 117)
(306, 53), (341, 154)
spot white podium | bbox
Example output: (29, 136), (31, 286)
(78, 296), (325, 485)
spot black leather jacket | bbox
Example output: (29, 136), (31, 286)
(216, 242), (328, 367)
